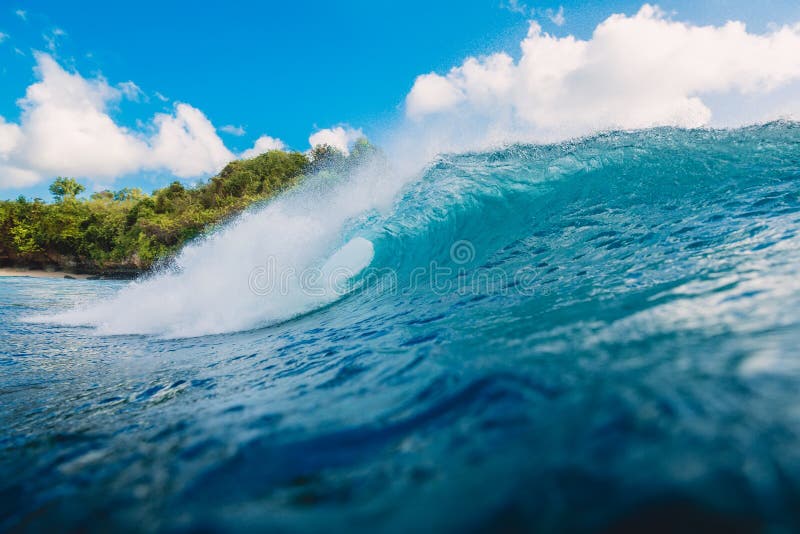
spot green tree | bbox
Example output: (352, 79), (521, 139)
(308, 144), (346, 173)
(91, 190), (115, 202)
(114, 187), (145, 202)
(349, 137), (379, 163)
(49, 177), (85, 202)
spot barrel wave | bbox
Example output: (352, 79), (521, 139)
(5, 122), (800, 531)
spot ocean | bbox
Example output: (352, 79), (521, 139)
(3, 124), (800, 531)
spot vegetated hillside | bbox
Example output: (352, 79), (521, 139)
(0, 141), (377, 276)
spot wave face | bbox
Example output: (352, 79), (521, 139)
(6, 123), (800, 531)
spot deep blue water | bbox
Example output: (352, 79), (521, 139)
(4, 124), (800, 532)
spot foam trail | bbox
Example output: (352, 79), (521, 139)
(36, 160), (402, 338)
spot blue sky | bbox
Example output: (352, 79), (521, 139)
(2, 1), (800, 199)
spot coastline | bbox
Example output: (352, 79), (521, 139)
(0, 268), (92, 280)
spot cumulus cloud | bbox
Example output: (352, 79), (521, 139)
(220, 124), (246, 136)
(0, 53), (235, 188)
(308, 126), (364, 155)
(406, 5), (800, 144)
(149, 103), (234, 177)
(0, 118), (22, 153)
(240, 135), (286, 159)
(0, 119), (30, 187)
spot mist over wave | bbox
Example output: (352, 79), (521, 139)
(34, 122), (800, 341)
(34, 158), (398, 337)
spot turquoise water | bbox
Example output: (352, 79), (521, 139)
(4, 124), (800, 531)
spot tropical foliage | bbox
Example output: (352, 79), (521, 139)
(0, 142), (374, 274)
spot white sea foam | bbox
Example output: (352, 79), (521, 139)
(34, 160), (400, 338)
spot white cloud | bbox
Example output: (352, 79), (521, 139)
(0, 115), (39, 188)
(501, 0), (529, 16)
(0, 165), (40, 188)
(548, 6), (565, 26)
(43, 29), (66, 52)
(149, 103), (234, 178)
(406, 72), (468, 118)
(309, 126), (364, 155)
(0, 120), (31, 187)
(0, 118), (23, 154)
(0, 53), (235, 188)
(240, 135), (285, 159)
(500, 1), (564, 26)
(0, 32), (8, 44)
(15, 53), (149, 178)
(118, 81), (144, 101)
(15, 9), (26, 21)
(406, 4), (800, 144)
(220, 124), (246, 136)
(154, 91), (169, 102)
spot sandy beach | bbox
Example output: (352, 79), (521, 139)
(0, 268), (91, 280)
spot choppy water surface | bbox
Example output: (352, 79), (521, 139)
(4, 124), (800, 532)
